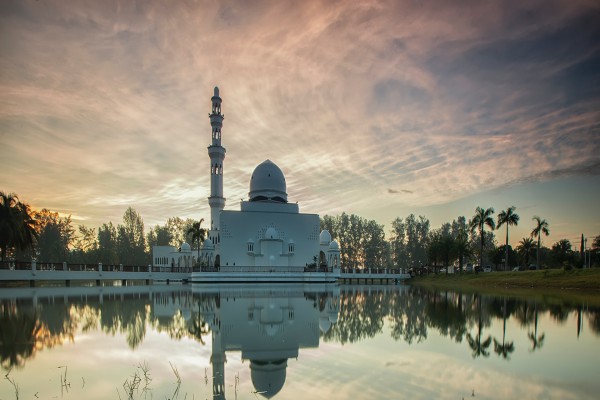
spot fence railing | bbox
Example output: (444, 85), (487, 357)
(199, 266), (334, 273)
(0, 260), (196, 274)
(340, 268), (409, 275)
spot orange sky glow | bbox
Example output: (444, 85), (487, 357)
(1, 0), (599, 248)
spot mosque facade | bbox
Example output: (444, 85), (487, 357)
(199, 87), (340, 271)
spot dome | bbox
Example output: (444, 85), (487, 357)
(319, 230), (332, 245)
(202, 238), (214, 249)
(265, 227), (278, 240)
(328, 240), (340, 250)
(319, 315), (332, 333)
(249, 160), (288, 203)
(250, 359), (287, 399)
(180, 243), (191, 251)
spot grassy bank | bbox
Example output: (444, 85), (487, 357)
(412, 268), (600, 291)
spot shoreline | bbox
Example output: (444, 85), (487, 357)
(410, 268), (600, 304)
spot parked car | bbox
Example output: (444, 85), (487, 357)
(484, 266), (492, 273)
(512, 267), (520, 272)
(466, 264), (473, 273)
(474, 265), (483, 273)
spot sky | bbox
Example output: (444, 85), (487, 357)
(1, 0), (599, 249)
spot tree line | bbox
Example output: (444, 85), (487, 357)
(2, 191), (599, 269)
(0, 191), (206, 266)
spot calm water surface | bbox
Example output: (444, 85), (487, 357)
(1, 284), (599, 399)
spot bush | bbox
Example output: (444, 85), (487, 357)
(562, 262), (574, 271)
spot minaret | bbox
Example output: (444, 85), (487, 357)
(208, 86), (226, 246)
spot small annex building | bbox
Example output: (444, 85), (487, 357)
(152, 243), (194, 271)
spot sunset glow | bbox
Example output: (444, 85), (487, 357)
(1, 0), (598, 247)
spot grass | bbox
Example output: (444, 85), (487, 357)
(414, 268), (600, 289)
(411, 268), (600, 305)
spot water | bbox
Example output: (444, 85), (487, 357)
(0, 284), (599, 399)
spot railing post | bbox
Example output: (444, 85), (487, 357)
(98, 262), (103, 273)
(31, 260), (36, 272)
(119, 264), (123, 272)
(63, 261), (67, 271)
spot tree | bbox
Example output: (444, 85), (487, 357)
(0, 191), (38, 261)
(72, 225), (98, 263)
(453, 230), (471, 274)
(497, 206), (519, 271)
(118, 207), (146, 265)
(531, 216), (549, 269)
(469, 207), (495, 270)
(390, 217), (408, 270)
(516, 237), (535, 267)
(186, 219), (207, 262)
(551, 239), (574, 268)
(97, 222), (118, 264)
(33, 209), (74, 262)
(146, 224), (173, 249)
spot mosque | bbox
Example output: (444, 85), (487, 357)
(154, 87), (341, 281)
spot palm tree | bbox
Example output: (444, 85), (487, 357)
(516, 237), (535, 267)
(497, 206), (519, 271)
(531, 216), (549, 269)
(186, 219), (207, 264)
(0, 191), (38, 261)
(454, 229), (471, 274)
(469, 207), (495, 271)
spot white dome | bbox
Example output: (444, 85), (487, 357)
(180, 243), (191, 251)
(328, 240), (340, 250)
(250, 360), (287, 399)
(319, 315), (332, 333)
(319, 230), (332, 245)
(202, 238), (214, 249)
(249, 160), (288, 203)
(265, 227), (278, 240)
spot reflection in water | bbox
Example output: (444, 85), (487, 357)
(0, 285), (599, 399)
(195, 286), (340, 398)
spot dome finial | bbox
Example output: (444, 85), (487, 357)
(214, 86), (220, 97)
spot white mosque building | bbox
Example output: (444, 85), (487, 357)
(191, 87), (340, 281)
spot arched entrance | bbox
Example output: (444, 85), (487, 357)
(319, 251), (326, 266)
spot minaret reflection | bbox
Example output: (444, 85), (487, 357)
(197, 286), (340, 399)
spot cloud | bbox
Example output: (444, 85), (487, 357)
(388, 189), (413, 195)
(0, 0), (598, 232)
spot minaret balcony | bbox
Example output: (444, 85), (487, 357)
(208, 146), (226, 158)
(210, 114), (223, 125)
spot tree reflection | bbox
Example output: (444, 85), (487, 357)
(466, 294), (492, 358)
(528, 303), (545, 353)
(2, 286), (599, 368)
(489, 296), (515, 360)
(0, 304), (41, 369)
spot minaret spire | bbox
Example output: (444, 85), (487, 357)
(208, 86), (226, 248)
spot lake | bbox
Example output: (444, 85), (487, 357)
(1, 283), (599, 399)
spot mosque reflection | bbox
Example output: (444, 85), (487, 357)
(195, 285), (340, 399)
